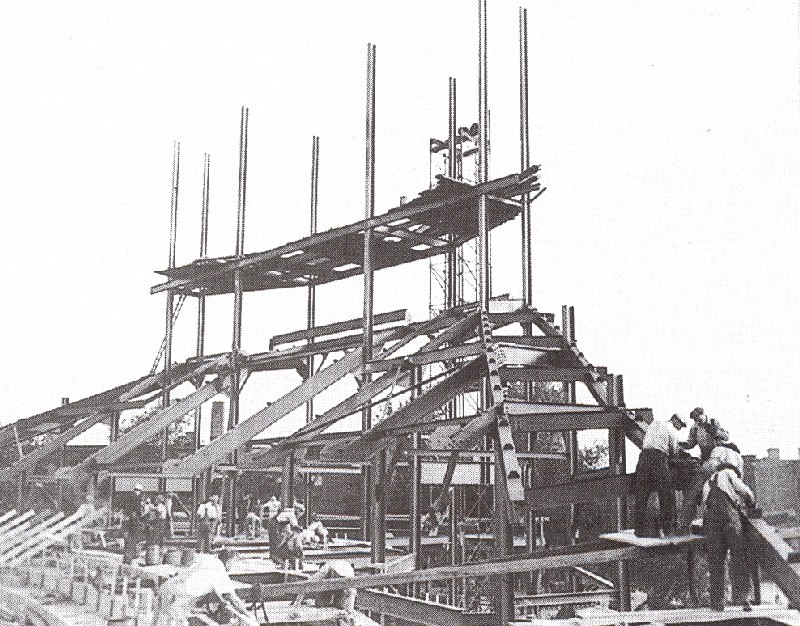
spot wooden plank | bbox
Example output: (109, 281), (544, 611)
(8, 506), (108, 565)
(524, 605), (800, 626)
(527, 473), (634, 510)
(747, 517), (800, 607)
(0, 512), (65, 560)
(256, 544), (645, 599)
(599, 529), (702, 548)
(270, 309), (408, 348)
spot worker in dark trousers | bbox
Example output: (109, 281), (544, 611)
(701, 460), (755, 611)
(122, 484), (146, 563)
(634, 413), (686, 537)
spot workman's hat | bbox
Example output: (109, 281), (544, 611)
(670, 413), (687, 428)
(690, 407), (704, 421)
(133, 484), (143, 492)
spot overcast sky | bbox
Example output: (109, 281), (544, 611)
(1, 1), (798, 458)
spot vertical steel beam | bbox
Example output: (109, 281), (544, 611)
(362, 43), (377, 543)
(477, 0), (490, 310)
(281, 450), (295, 509)
(307, 136), (320, 424)
(519, 7), (532, 308)
(409, 367), (422, 597)
(608, 374), (631, 611)
(478, 1), (511, 619)
(371, 449), (387, 564)
(227, 106), (249, 536)
(446, 78), (458, 310)
(161, 141), (180, 491)
(362, 43), (376, 374)
(191, 153), (211, 534)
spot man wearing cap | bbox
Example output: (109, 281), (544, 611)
(122, 484), (147, 563)
(634, 413), (686, 537)
(196, 495), (221, 553)
(680, 407), (730, 462)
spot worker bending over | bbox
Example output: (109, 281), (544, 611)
(155, 549), (257, 626)
(292, 560), (356, 612)
(634, 413), (686, 537)
(700, 452), (755, 612)
(680, 407), (729, 462)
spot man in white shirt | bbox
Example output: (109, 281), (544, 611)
(196, 495), (221, 553)
(701, 454), (755, 611)
(634, 413), (686, 537)
(155, 549), (258, 626)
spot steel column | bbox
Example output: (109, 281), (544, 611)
(519, 7), (532, 307)
(191, 153), (211, 534)
(228, 106), (249, 536)
(409, 367), (423, 597)
(446, 78), (458, 310)
(371, 448), (386, 564)
(307, 136), (319, 424)
(362, 43), (377, 543)
(608, 374), (631, 611)
(162, 141), (180, 484)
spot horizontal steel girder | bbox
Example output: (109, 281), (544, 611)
(256, 543), (649, 599)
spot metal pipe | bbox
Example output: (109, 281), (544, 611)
(371, 448), (386, 564)
(409, 368), (423, 596)
(477, 0), (490, 310)
(228, 106), (249, 536)
(162, 141), (180, 478)
(362, 43), (377, 545)
(192, 153), (211, 534)
(447, 78), (458, 311)
(519, 7), (532, 307)
(362, 43), (376, 376)
(307, 137), (319, 424)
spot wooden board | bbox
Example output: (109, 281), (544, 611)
(521, 604), (800, 626)
(599, 529), (703, 548)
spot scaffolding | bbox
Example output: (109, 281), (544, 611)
(1, 4), (800, 626)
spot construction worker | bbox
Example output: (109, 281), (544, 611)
(680, 407), (729, 462)
(700, 455), (756, 611)
(122, 484), (146, 563)
(155, 548), (258, 626)
(634, 413), (686, 537)
(291, 559), (356, 612)
(149, 494), (169, 548)
(271, 509), (304, 567)
(196, 495), (221, 553)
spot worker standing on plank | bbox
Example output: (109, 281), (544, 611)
(701, 458), (756, 612)
(292, 559), (356, 612)
(680, 407), (729, 462)
(196, 495), (221, 553)
(634, 413), (686, 537)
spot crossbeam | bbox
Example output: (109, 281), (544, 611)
(270, 309), (408, 348)
(256, 544), (647, 599)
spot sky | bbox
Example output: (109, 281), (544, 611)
(0, 1), (798, 458)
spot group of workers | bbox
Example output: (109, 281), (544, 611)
(121, 484), (175, 562)
(635, 407), (756, 611)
